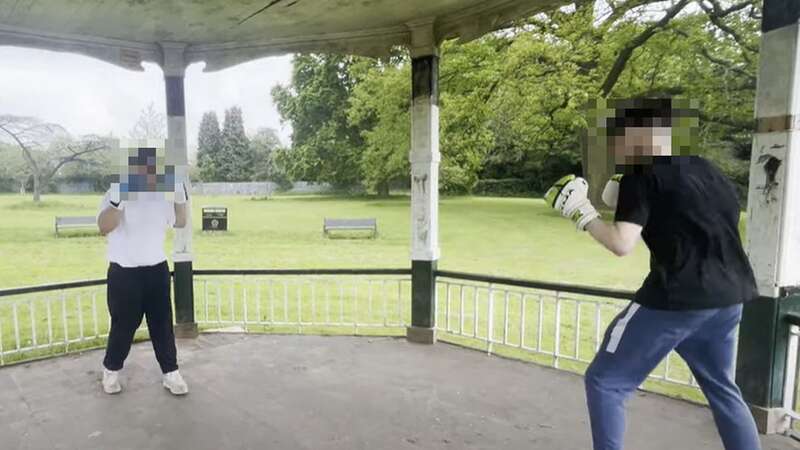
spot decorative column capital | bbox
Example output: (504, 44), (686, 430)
(159, 42), (188, 77)
(407, 19), (439, 59)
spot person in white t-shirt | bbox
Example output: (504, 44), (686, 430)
(96, 166), (190, 396)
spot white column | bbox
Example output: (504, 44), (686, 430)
(160, 42), (193, 262)
(410, 64), (441, 262)
(160, 42), (197, 337)
(407, 22), (440, 344)
(409, 21), (440, 262)
(746, 19), (800, 298)
(736, 5), (800, 433)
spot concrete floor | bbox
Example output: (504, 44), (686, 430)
(1, 334), (798, 450)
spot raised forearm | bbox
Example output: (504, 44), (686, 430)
(98, 207), (122, 236)
(585, 219), (637, 257)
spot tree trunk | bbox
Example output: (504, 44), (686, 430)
(32, 172), (41, 203)
(376, 181), (390, 197)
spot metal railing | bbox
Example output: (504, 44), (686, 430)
(0, 269), (411, 366)
(782, 313), (800, 436)
(0, 268), (700, 397)
(0, 279), (117, 365)
(193, 269), (411, 333)
(435, 271), (700, 391)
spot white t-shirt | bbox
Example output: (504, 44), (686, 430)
(97, 190), (176, 268)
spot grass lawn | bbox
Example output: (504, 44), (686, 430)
(0, 193), (747, 403)
(0, 193), (651, 288)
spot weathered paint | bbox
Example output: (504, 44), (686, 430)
(410, 53), (440, 262)
(746, 22), (800, 296)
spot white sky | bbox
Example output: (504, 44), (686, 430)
(0, 46), (294, 159)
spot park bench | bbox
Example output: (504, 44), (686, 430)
(55, 216), (97, 236)
(323, 218), (378, 238)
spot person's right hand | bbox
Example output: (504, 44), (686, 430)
(108, 183), (124, 210)
(544, 174), (600, 231)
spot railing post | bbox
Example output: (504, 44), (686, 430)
(735, 0), (800, 432)
(782, 323), (800, 431)
(406, 21), (440, 345)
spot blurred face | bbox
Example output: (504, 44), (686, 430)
(610, 126), (672, 165)
(130, 162), (158, 191)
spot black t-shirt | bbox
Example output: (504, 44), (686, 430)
(614, 156), (758, 310)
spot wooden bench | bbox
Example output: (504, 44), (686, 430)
(323, 218), (377, 238)
(55, 216), (97, 236)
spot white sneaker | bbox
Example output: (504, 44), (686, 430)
(162, 370), (188, 396)
(102, 368), (121, 394)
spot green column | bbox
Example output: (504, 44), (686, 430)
(173, 261), (197, 337)
(411, 260), (437, 329)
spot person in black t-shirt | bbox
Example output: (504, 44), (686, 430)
(544, 99), (761, 450)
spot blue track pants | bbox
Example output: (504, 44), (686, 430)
(585, 303), (761, 450)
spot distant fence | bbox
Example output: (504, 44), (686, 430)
(55, 180), (96, 194)
(190, 181), (334, 196)
(48, 181), (335, 196)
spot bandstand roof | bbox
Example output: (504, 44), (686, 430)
(0, 0), (566, 70)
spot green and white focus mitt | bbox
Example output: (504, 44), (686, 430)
(544, 174), (600, 231)
(601, 174), (624, 209)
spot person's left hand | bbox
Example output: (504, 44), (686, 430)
(601, 174), (624, 209)
(544, 174), (600, 231)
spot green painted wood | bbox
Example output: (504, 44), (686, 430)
(411, 260), (437, 328)
(737, 295), (800, 408)
(173, 260), (195, 326)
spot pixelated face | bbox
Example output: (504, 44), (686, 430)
(126, 146), (174, 192)
(610, 126), (673, 165)
(586, 98), (699, 168)
(115, 140), (185, 201)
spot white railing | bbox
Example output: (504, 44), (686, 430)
(782, 320), (800, 435)
(0, 271), (412, 366)
(435, 272), (700, 391)
(194, 274), (411, 333)
(0, 269), (703, 396)
(0, 280), (136, 366)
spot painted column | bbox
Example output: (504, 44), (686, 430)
(735, 0), (800, 434)
(160, 42), (197, 338)
(407, 23), (440, 344)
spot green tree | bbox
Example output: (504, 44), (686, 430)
(0, 115), (110, 201)
(196, 111), (223, 181)
(272, 0), (760, 198)
(348, 58), (410, 196)
(250, 127), (283, 181)
(220, 106), (253, 182)
(0, 142), (28, 192)
(271, 54), (365, 188)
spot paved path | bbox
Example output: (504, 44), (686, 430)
(1, 334), (797, 449)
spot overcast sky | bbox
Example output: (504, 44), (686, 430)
(0, 46), (294, 159)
